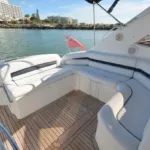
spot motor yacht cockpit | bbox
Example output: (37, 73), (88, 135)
(0, 1), (150, 150)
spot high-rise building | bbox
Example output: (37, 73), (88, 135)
(0, 0), (8, 4)
(36, 9), (40, 20)
(0, 0), (23, 21)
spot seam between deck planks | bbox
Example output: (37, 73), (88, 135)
(0, 91), (104, 150)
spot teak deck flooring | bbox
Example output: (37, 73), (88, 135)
(0, 91), (104, 150)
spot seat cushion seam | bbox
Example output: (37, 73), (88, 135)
(117, 81), (141, 141)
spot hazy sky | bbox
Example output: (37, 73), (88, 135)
(9, 0), (150, 23)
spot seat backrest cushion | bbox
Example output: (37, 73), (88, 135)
(88, 51), (137, 77)
(134, 59), (150, 90)
(62, 59), (89, 66)
(61, 51), (137, 77)
(0, 54), (61, 85)
(60, 51), (88, 65)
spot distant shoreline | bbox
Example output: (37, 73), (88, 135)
(0, 24), (113, 30)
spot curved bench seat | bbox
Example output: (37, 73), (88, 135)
(96, 59), (150, 150)
(61, 52), (150, 150)
(1, 51), (150, 150)
(61, 51), (136, 103)
(96, 83), (140, 150)
(65, 65), (130, 87)
(118, 79), (150, 141)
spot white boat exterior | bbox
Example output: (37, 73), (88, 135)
(1, 6), (150, 150)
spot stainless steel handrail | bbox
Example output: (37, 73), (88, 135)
(0, 124), (19, 150)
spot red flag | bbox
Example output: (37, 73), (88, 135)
(64, 35), (85, 51)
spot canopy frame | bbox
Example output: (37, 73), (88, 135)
(85, 0), (124, 25)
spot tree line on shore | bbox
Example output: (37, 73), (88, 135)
(0, 13), (115, 30)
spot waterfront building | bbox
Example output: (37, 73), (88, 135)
(80, 22), (86, 26)
(47, 16), (62, 23)
(61, 17), (72, 24)
(72, 19), (78, 25)
(0, 0), (8, 4)
(47, 16), (78, 24)
(0, 0), (23, 21)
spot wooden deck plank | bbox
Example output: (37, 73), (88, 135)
(0, 115), (13, 150)
(6, 113), (30, 150)
(0, 91), (104, 150)
(32, 115), (55, 148)
(0, 108), (25, 150)
(26, 117), (50, 149)
(42, 109), (65, 134)
(46, 105), (70, 129)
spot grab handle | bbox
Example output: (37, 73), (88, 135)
(0, 124), (19, 150)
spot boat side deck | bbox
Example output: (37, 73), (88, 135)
(0, 91), (104, 150)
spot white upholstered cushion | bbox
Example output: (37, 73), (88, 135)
(78, 66), (130, 87)
(118, 79), (150, 140)
(96, 83), (140, 150)
(134, 59), (150, 90)
(64, 59), (89, 66)
(65, 65), (130, 88)
(0, 54), (61, 85)
(60, 51), (87, 65)
(88, 51), (137, 77)
(139, 119), (150, 150)
(88, 51), (136, 67)
(61, 51), (137, 78)
(4, 67), (73, 101)
(13, 68), (71, 86)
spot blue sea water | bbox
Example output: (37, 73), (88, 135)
(0, 29), (107, 60)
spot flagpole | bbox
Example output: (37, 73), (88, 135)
(93, 1), (96, 46)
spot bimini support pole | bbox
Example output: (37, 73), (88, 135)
(96, 2), (124, 25)
(85, 0), (124, 26)
(93, 1), (96, 46)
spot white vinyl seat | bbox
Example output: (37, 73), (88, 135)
(1, 54), (63, 101)
(77, 66), (130, 84)
(96, 59), (150, 150)
(62, 52), (150, 150)
(118, 59), (150, 141)
(4, 67), (73, 101)
(65, 65), (130, 88)
(2, 50), (150, 150)
(118, 79), (150, 140)
(96, 83), (140, 150)
(61, 51), (137, 78)
(0, 54), (77, 119)
(61, 51), (136, 95)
